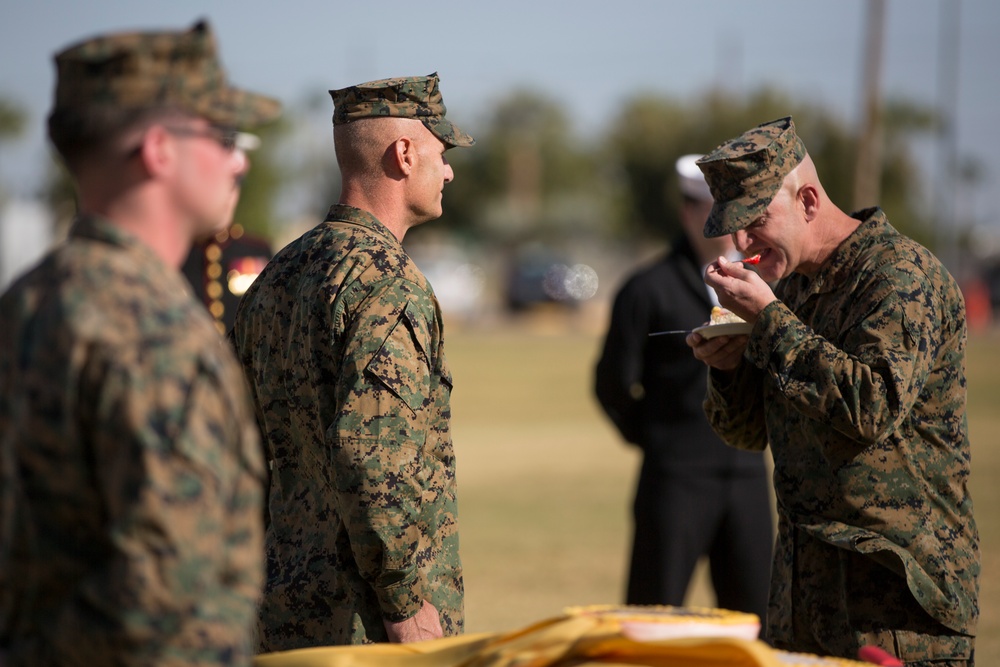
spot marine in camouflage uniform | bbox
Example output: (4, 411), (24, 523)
(229, 74), (473, 649)
(690, 117), (978, 665)
(0, 21), (280, 666)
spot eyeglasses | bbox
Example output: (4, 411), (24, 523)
(163, 125), (261, 152)
(124, 125), (261, 161)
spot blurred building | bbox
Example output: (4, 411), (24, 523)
(182, 223), (272, 335)
(0, 199), (52, 292)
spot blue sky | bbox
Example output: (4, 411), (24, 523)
(2, 0), (998, 231)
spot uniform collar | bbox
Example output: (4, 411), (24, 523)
(786, 207), (889, 297)
(66, 215), (205, 307)
(324, 204), (401, 247)
(68, 214), (175, 270)
(69, 214), (141, 247)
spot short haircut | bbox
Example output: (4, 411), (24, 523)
(47, 104), (192, 173)
(334, 116), (421, 183)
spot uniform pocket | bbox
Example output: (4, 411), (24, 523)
(365, 302), (431, 415)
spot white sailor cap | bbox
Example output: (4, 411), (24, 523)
(675, 153), (713, 202)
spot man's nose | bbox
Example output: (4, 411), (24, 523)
(233, 149), (250, 182)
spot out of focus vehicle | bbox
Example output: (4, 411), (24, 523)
(505, 243), (598, 311)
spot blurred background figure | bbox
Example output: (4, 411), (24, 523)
(594, 154), (772, 620)
(182, 221), (273, 334)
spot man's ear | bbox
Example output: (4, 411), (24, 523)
(137, 124), (177, 178)
(799, 183), (820, 221)
(393, 135), (416, 176)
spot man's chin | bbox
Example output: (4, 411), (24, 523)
(193, 216), (235, 243)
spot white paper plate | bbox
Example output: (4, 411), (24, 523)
(692, 321), (752, 339)
(620, 619), (761, 641)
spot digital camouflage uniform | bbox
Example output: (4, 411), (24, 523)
(699, 118), (978, 665)
(230, 205), (462, 649)
(229, 72), (471, 651)
(0, 216), (266, 666)
(0, 20), (279, 667)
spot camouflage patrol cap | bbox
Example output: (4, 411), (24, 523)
(697, 116), (807, 238)
(330, 73), (474, 148)
(50, 20), (280, 128)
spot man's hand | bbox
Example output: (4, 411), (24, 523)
(705, 256), (776, 322)
(383, 600), (444, 643)
(686, 331), (748, 372)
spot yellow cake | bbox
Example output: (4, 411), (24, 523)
(710, 306), (746, 326)
(564, 604), (760, 641)
(562, 605), (875, 665)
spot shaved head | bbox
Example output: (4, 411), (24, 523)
(782, 153), (821, 200)
(335, 117), (426, 183)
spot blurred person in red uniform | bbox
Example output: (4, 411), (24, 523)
(182, 220), (273, 334)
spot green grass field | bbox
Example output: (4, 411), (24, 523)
(446, 318), (999, 661)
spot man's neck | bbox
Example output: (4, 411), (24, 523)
(800, 209), (862, 277)
(339, 185), (409, 242)
(79, 188), (192, 269)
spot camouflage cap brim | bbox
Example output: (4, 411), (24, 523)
(198, 85), (281, 129)
(423, 116), (475, 148)
(703, 191), (774, 238)
(51, 20), (281, 130)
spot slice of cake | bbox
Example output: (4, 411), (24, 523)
(710, 306), (746, 326)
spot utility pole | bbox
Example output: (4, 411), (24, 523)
(853, 0), (887, 212)
(935, 0), (962, 270)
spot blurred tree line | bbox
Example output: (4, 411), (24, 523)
(0, 96), (27, 202)
(0, 99), (26, 144)
(434, 86), (939, 251)
(14, 85), (943, 252)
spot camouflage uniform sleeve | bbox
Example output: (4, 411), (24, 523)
(743, 270), (942, 447)
(14, 344), (264, 666)
(703, 364), (769, 451)
(326, 278), (439, 623)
